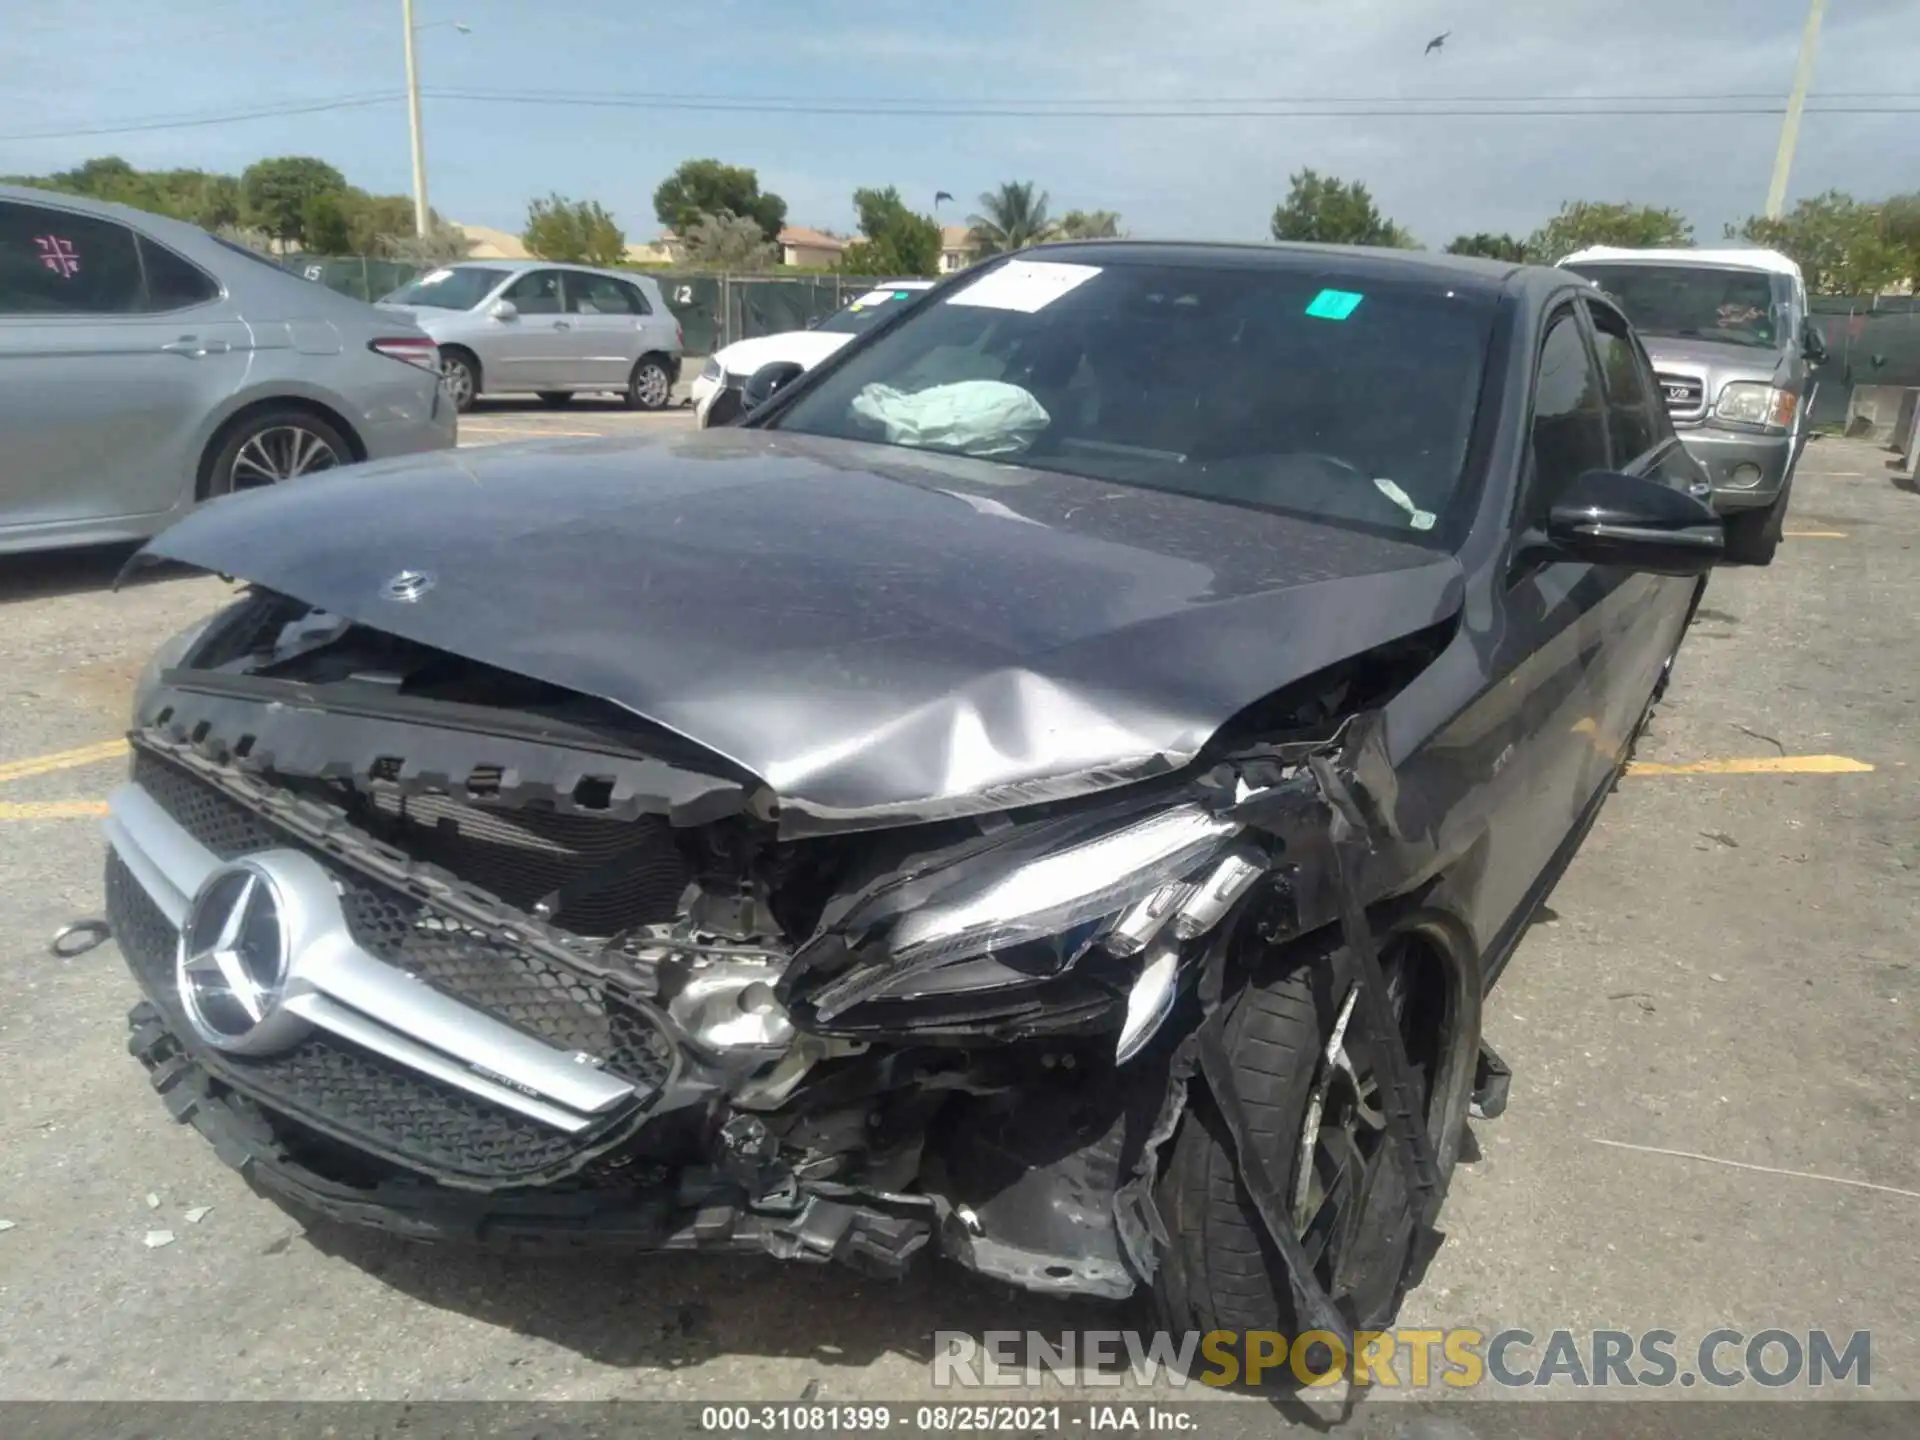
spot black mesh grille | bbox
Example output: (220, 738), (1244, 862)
(128, 748), (669, 1090)
(107, 851), (592, 1182)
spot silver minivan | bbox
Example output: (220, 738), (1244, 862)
(0, 185), (455, 557)
(1559, 246), (1825, 565)
(377, 261), (684, 412)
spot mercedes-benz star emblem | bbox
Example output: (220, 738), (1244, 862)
(382, 569), (435, 602)
(176, 861), (293, 1052)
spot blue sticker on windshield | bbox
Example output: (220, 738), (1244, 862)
(1305, 288), (1364, 320)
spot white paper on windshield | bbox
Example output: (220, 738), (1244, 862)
(851, 288), (898, 307)
(946, 260), (1101, 314)
(417, 268), (455, 285)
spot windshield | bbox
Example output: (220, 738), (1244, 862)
(380, 266), (507, 310)
(771, 258), (1495, 541)
(815, 287), (931, 335)
(1565, 263), (1786, 351)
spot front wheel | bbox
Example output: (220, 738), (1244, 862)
(1721, 479), (1791, 566)
(439, 349), (479, 412)
(1152, 930), (1462, 1345)
(626, 356), (673, 411)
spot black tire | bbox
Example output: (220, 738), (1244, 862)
(537, 391), (575, 408)
(1720, 477), (1792, 566)
(626, 355), (673, 412)
(1152, 930), (1463, 1345)
(201, 407), (354, 500)
(439, 348), (480, 412)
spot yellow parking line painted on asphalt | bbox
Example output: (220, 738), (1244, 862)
(1784, 530), (1848, 539)
(0, 800), (110, 821)
(0, 739), (128, 786)
(1628, 754), (1875, 776)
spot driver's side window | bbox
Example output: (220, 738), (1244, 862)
(1524, 308), (1610, 527)
(504, 270), (562, 315)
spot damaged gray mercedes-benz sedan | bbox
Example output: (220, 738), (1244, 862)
(104, 241), (1729, 1346)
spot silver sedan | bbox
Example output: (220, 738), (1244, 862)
(0, 185), (455, 557)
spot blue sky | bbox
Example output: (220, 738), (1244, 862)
(6, 0), (1917, 246)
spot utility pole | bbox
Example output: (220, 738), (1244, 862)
(1765, 0), (1828, 220)
(403, 0), (429, 237)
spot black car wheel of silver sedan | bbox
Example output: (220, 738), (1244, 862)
(439, 350), (478, 412)
(204, 409), (353, 498)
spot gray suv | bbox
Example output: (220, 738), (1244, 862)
(1560, 246), (1823, 565)
(0, 186), (455, 557)
(377, 261), (683, 412)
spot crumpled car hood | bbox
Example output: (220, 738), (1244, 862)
(136, 428), (1465, 829)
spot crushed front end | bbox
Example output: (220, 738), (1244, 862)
(105, 589), (1383, 1299)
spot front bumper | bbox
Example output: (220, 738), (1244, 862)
(1673, 425), (1797, 511)
(102, 744), (936, 1268)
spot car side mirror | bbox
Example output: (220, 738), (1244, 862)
(1540, 470), (1724, 576)
(488, 299), (517, 321)
(1801, 321), (1828, 364)
(743, 360), (806, 413)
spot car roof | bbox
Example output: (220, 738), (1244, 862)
(1012, 238), (1574, 303)
(1560, 245), (1804, 280)
(441, 258), (655, 280)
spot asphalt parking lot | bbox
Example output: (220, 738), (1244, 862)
(0, 432), (1914, 1422)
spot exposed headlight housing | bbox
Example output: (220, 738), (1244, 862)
(799, 803), (1261, 1034)
(700, 357), (723, 384)
(1716, 382), (1796, 429)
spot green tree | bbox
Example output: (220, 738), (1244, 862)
(5, 157), (241, 230)
(522, 193), (627, 266)
(1057, 208), (1122, 240)
(968, 181), (1055, 258)
(1525, 200), (1692, 262)
(1445, 232), (1529, 262)
(240, 156), (349, 248)
(1269, 169), (1415, 248)
(1881, 193), (1920, 291)
(677, 210), (781, 270)
(840, 186), (940, 276)
(653, 159), (787, 242)
(385, 218), (477, 264)
(301, 193), (354, 254)
(1732, 191), (1907, 295)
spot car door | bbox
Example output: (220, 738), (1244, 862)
(487, 269), (571, 389)
(1421, 302), (1638, 968)
(1581, 297), (1707, 778)
(561, 271), (648, 388)
(0, 198), (250, 534)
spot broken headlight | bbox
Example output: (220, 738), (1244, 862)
(799, 803), (1263, 1035)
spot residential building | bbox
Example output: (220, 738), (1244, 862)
(939, 225), (979, 274)
(779, 226), (847, 269)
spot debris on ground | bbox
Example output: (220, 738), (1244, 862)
(143, 1229), (176, 1248)
(184, 1206), (213, 1225)
(0, 1220), (16, 1232)
(144, 1192), (160, 1210)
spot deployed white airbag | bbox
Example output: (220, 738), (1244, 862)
(850, 380), (1050, 458)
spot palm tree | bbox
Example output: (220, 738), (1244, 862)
(968, 181), (1055, 258)
(1057, 209), (1122, 240)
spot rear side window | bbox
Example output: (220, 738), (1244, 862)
(0, 200), (144, 315)
(1528, 309), (1611, 516)
(619, 279), (653, 315)
(1586, 302), (1663, 464)
(566, 272), (644, 315)
(139, 235), (221, 310)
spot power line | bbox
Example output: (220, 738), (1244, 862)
(422, 89), (1920, 119)
(8, 85), (1920, 144)
(430, 86), (1920, 106)
(0, 94), (401, 143)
